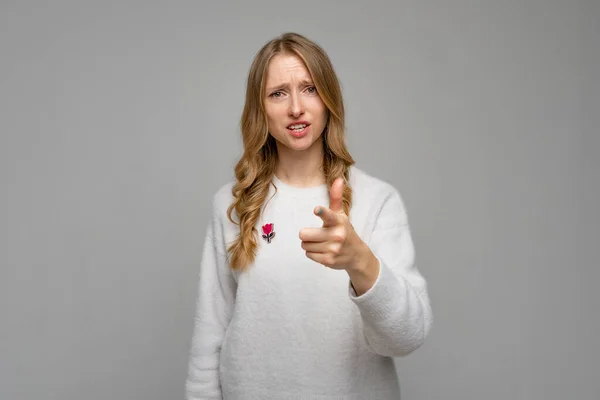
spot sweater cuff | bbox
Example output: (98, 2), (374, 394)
(348, 256), (400, 321)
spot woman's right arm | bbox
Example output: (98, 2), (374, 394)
(185, 196), (236, 400)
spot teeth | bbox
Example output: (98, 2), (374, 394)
(288, 124), (306, 129)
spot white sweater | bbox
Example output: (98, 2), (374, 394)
(186, 166), (433, 400)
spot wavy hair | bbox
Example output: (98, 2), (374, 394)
(226, 32), (355, 271)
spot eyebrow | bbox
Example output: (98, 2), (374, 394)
(266, 79), (314, 93)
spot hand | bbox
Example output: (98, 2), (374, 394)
(299, 177), (368, 271)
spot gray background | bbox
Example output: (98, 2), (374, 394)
(1, 0), (598, 399)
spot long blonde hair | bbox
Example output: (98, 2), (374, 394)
(226, 32), (355, 271)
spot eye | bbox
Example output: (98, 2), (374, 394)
(269, 91), (284, 98)
(306, 86), (317, 94)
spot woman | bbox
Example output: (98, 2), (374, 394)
(186, 32), (433, 400)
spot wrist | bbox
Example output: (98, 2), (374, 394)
(347, 244), (380, 296)
(346, 243), (379, 281)
(348, 241), (376, 275)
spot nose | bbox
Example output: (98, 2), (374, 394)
(288, 91), (304, 117)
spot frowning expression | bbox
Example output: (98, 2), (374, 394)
(264, 53), (328, 153)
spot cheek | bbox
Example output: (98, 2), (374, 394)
(265, 105), (286, 124)
(307, 98), (327, 118)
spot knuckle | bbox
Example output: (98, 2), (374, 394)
(331, 243), (342, 255)
(332, 232), (345, 243)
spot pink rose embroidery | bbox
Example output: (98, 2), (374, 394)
(261, 223), (275, 243)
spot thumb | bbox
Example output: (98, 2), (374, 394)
(329, 177), (344, 214)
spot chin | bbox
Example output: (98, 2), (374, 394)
(290, 143), (314, 152)
(290, 135), (323, 150)
(272, 127), (324, 152)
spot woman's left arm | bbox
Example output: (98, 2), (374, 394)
(347, 188), (433, 357)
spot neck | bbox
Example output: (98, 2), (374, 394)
(275, 140), (325, 188)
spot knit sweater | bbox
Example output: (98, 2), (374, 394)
(185, 165), (433, 400)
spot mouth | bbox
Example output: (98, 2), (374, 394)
(287, 122), (310, 133)
(287, 121), (310, 133)
(287, 123), (310, 138)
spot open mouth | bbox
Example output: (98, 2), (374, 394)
(287, 123), (310, 132)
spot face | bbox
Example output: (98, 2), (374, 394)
(264, 53), (328, 154)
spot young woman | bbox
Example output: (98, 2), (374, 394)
(186, 32), (433, 400)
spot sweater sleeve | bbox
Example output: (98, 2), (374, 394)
(349, 187), (433, 357)
(185, 198), (236, 400)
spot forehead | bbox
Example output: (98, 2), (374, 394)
(265, 53), (312, 84)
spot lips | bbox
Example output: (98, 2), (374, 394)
(287, 124), (309, 138)
(287, 121), (311, 129)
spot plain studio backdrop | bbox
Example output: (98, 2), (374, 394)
(1, 1), (598, 399)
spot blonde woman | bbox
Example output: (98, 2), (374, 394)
(186, 32), (433, 400)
